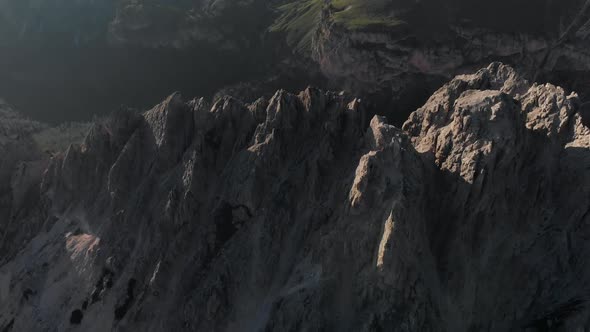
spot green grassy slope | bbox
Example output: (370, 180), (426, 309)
(271, 0), (407, 53)
(330, 0), (405, 30)
(270, 0), (324, 52)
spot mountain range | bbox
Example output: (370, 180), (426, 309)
(1, 2), (590, 331)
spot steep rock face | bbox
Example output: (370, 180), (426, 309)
(0, 102), (47, 259)
(0, 101), (90, 264)
(0, 63), (589, 331)
(311, 1), (590, 109)
(403, 63), (590, 330)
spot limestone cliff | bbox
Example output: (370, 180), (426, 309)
(310, 0), (590, 118)
(0, 64), (589, 331)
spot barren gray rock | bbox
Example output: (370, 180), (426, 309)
(311, 2), (590, 115)
(0, 102), (90, 263)
(0, 63), (589, 331)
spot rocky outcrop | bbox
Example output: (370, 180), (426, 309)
(311, 0), (590, 117)
(404, 63), (590, 330)
(0, 101), (90, 263)
(0, 102), (47, 255)
(0, 63), (589, 331)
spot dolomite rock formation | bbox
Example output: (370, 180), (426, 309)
(0, 102), (89, 265)
(0, 102), (48, 254)
(0, 63), (589, 331)
(312, 2), (590, 111)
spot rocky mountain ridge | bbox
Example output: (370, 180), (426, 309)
(0, 102), (89, 263)
(0, 63), (588, 331)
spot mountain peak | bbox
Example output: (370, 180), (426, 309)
(1, 64), (589, 331)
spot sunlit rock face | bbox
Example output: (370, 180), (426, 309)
(0, 63), (589, 331)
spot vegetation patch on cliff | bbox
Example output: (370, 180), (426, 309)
(330, 0), (406, 30)
(271, 0), (407, 53)
(270, 0), (324, 52)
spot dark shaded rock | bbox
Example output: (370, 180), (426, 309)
(1, 319), (14, 332)
(114, 278), (137, 321)
(69, 309), (83, 324)
(0, 64), (589, 331)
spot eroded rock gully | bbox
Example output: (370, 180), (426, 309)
(0, 63), (589, 331)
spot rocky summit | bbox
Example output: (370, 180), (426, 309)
(0, 63), (589, 331)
